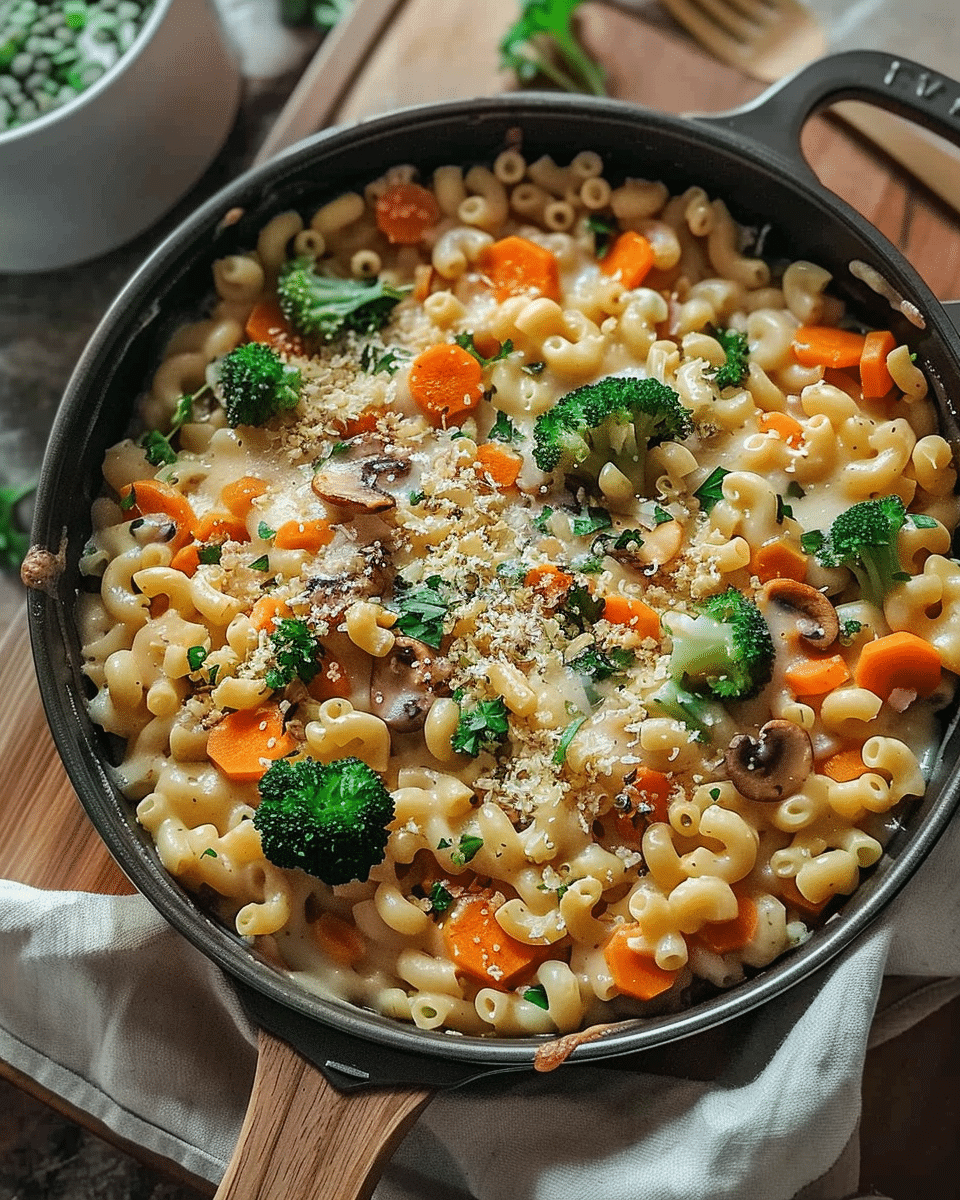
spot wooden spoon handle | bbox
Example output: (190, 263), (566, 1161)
(214, 1028), (436, 1200)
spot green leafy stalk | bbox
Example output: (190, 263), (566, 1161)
(500, 0), (606, 96)
(0, 483), (33, 572)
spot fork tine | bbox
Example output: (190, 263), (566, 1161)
(662, 0), (749, 58)
(691, 0), (762, 41)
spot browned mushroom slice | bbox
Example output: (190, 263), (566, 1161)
(759, 578), (839, 651)
(311, 436), (410, 512)
(369, 636), (452, 732)
(724, 718), (813, 802)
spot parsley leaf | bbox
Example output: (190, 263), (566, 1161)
(585, 213), (618, 259)
(488, 410), (520, 443)
(265, 617), (322, 690)
(567, 644), (634, 682)
(138, 392), (195, 466)
(694, 466), (729, 514)
(360, 343), (411, 375)
(451, 697), (510, 757)
(187, 645), (208, 672)
(562, 582), (606, 632)
(522, 984), (550, 1010)
(571, 503), (611, 537)
(552, 714), (587, 764)
(455, 332), (514, 367)
(533, 506), (555, 533)
(392, 575), (451, 649)
(428, 881), (454, 915)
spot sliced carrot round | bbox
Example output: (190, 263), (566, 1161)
(375, 181), (440, 245)
(477, 235), (561, 303)
(408, 342), (485, 425)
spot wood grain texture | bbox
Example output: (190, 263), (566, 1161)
(213, 1030), (434, 1200)
(0, 608), (130, 895)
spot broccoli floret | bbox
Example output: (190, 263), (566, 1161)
(646, 678), (730, 743)
(532, 375), (692, 494)
(712, 327), (750, 390)
(803, 496), (908, 608)
(666, 588), (774, 701)
(219, 342), (301, 428)
(277, 256), (408, 342)
(253, 756), (394, 885)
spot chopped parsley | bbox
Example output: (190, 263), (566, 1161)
(437, 834), (484, 867)
(428, 881), (454, 915)
(562, 582), (606, 632)
(839, 618), (864, 646)
(454, 331), (514, 367)
(571, 503), (611, 537)
(567, 644), (634, 682)
(653, 506), (674, 526)
(552, 714), (587, 764)
(488, 409), (520, 443)
(249, 554), (271, 572)
(200, 847), (218, 859)
(522, 984), (550, 1010)
(258, 520), (277, 540)
(451, 697), (510, 757)
(197, 543), (223, 565)
(138, 392), (194, 467)
(694, 466), (729, 514)
(265, 617), (322, 690)
(585, 213), (618, 259)
(533, 506), (555, 533)
(360, 343), (411, 375)
(392, 575), (451, 649)
(186, 645), (208, 672)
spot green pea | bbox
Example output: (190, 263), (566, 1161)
(9, 49), (31, 76)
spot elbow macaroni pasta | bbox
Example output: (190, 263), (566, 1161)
(77, 146), (957, 1039)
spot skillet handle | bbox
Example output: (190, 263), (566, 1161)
(697, 49), (960, 182)
(214, 1028), (435, 1200)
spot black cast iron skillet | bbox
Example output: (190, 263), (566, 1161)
(24, 48), (960, 1198)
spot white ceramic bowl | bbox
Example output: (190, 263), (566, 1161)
(0, 0), (242, 273)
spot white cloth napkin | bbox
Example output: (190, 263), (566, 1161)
(4, 3), (960, 1198)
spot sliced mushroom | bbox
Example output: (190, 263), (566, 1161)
(311, 435), (410, 513)
(760, 578), (839, 651)
(369, 636), (452, 732)
(724, 719), (813, 802)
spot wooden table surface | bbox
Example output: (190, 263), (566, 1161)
(3, 1), (960, 1196)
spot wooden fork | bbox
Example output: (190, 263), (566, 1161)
(657, 0), (825, 82)
(636, 0), (960, 213)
